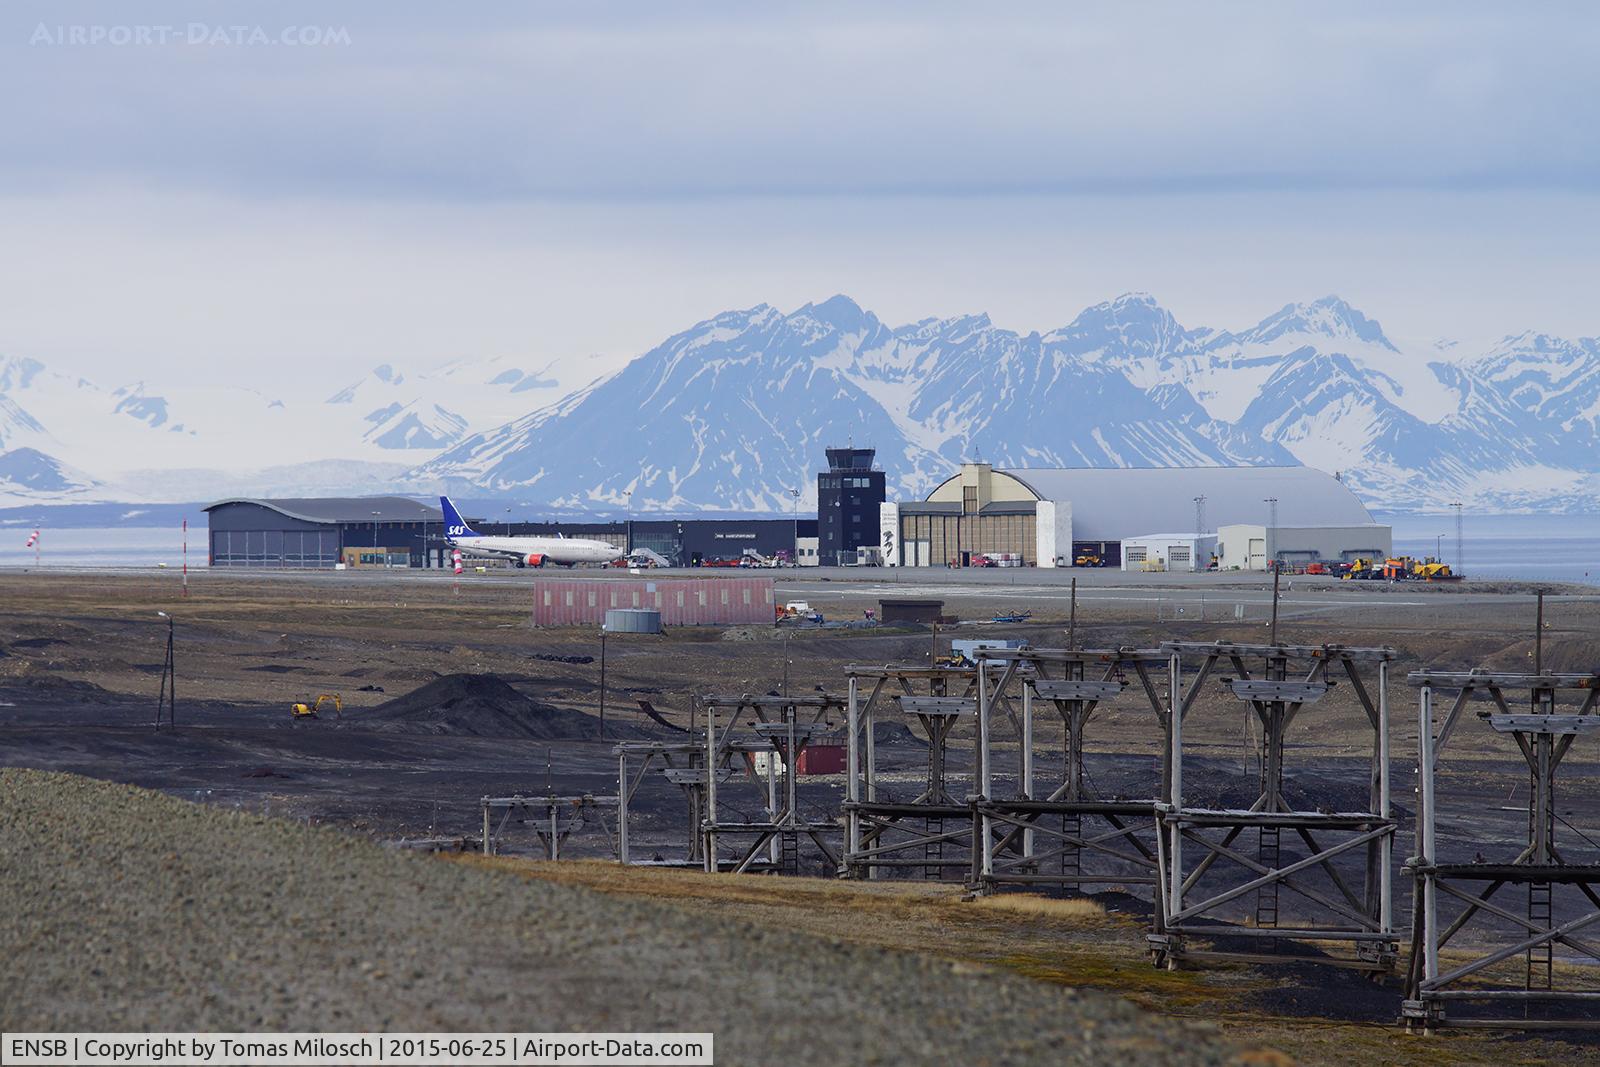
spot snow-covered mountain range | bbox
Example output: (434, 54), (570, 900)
(3, 294), (1598, 513)
(0, 353), (571, 504)
(417, 294), (1600, 513)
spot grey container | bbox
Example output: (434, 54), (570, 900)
(603, 608), (663, 634)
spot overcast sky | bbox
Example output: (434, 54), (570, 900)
(1, 2), (1597, 385)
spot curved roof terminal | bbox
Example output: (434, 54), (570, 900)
(202, 496), (444, 524)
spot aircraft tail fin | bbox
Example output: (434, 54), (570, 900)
(439, 496), (480, 538)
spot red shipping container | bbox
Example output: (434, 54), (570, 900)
(796, 744), (845, 775)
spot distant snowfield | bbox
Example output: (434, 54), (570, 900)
(0, 352), (589, 502)
(2, 292), (1598, 514)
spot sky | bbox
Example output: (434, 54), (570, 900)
(1, 2), (1598, 387)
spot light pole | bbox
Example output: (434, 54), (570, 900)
(371, 511), (380, 567)
(598, 628), (607, 739)
(1449, 501), (1464, 573)
(504, 506), (512, 536)
(1436, 533), (1443, 562)
(789, 488), (801, 565)
(1262, 497), (1278, 570)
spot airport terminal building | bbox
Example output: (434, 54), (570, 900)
(880, 463), (1388, 568)
(205, 496), (816, 569)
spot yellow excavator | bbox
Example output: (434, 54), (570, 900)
(291, 693), (343, 720)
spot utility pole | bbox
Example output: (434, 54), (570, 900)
(1535, 590), (1546, 675)
(1068, 577), (1078, 650)
(1263, 498), (1279, 572)
(154, 611), (175, 729)
(1269, 566), (1281, 645)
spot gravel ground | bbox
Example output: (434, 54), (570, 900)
(1, 769), (1240, 1064)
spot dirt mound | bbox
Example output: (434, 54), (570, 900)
(7, 675), (118, 696)
(1496, 637), (1600, 676)
(355, 674), (642, 740)
(10, 637), (68, 650)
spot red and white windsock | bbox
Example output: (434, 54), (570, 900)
(25, 529), (39, 548)
(452, 548), (463, 575)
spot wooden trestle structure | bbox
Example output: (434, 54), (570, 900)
(701, 693), (845, 874)
(614, 739), (768, 868)
(592, 637), (1600, 1031)
(967, 647), (1169, 898)
(1404, 669), (1600, 1031)
(481, 793), (620, 859)
(1151, 641), (1398, 972)
(842, 665), (979, 880)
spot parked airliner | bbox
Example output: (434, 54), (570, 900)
(440, 497), (621, 567)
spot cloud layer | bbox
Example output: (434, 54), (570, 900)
(0, 2), (1596, 382)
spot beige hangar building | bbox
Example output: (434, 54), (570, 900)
(878, 463), (1390, 568)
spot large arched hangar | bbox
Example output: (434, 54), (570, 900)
(878, 463), (1389, 568)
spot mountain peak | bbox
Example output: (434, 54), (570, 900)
(813, 293), (864, 316)
(1109, 291), (1160, 309)
(1047, 292), (1191, 361)
(0, 446), (99, 494)
(1078, 291), (1169, 316)
(1249, 296), (1396, 351)
(0, 355), (46, 392)
(789, 294), (874, 332)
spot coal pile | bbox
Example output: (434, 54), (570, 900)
(354, 674), (644, 741)
(872, 720), (929, 747)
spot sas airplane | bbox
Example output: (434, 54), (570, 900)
(440, 496), (621, 568)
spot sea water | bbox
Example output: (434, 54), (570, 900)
(1382, 513), (1599, 585)
(1, 514), (1596, 584)
(0, 525), (199, 569)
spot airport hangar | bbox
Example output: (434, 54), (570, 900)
(203, 497), (817, 569)
(879, 463), (1391, 569)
